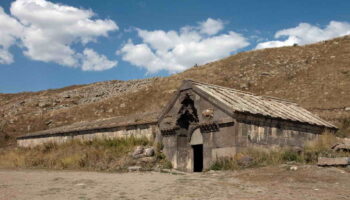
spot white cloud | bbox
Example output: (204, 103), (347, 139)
(199, 18), (224, 35)
(0, 7), (23, 64)
(81, 48), (117, 71)
(0, 0), (118, 71)
(256, 21), (350, 49)
(0, 49), (14, 64)
(119, 18), (249, 73)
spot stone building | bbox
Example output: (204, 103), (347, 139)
(158, 80), (337, 172)
(17, 113), (158, 148)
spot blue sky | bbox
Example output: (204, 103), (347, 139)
(0, 0), (350, 93)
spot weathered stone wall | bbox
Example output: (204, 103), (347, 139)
(234, 114), (324, 149)
(202, 124), (236, 169)
(17, 124), (157, 148)
(198, 116), (325, 170)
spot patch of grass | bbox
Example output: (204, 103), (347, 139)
(0, 133), (11, 147)
(209, 158), (238, 171)
(154, 143), (172, 169)
(0, 136), (152, 171)
(281, 150), (300, 162)
(302, 132), (350, 162)
(158, 157), (173, 169)
(210, 133), (350, 171)
(336, 118), (350, 137)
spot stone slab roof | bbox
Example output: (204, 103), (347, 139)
(17, 112), (158, 139)
(190, 80), (336, 129)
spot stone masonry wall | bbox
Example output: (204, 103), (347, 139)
(17, 124), (157, 148)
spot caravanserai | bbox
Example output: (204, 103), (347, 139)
(17, 80), (337, 172)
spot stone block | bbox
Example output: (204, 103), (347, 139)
(332, 144), (350, 152)
(132, 146), (144, 158)
(144, 147), (155, 157)
(317, 157), (350, 166)
(128, 166), (142, 171)
(212, 147), (236, 159)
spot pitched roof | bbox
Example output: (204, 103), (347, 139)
(180, 80), (336, 129)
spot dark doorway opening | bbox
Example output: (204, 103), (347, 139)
(192, 144), (203, 172)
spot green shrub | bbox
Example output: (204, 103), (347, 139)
(209, 158), (238, 171)
(159, 159), (173, 169)
(281, 150), (300, 162)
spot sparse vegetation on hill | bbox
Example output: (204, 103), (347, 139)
(1, 35), (350, 146)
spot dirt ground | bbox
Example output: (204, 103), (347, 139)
(0, 165), (349, 200)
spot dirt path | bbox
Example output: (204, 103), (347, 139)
(0, 165), (349, 200)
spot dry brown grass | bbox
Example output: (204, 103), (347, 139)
(0, 137), (155, 171)
(337, 119), (350, 137)
(210, 133), (350, 171)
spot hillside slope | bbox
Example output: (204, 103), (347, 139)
(1, 35), (350, 146)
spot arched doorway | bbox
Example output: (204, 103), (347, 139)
(190, 129), (203, 172)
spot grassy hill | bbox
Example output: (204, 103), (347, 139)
(1, 35), (350, 146)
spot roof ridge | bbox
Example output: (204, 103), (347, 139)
(186, 79), (297, 105)
(260, 95), (297, 105)
(185, 79), (255, 95)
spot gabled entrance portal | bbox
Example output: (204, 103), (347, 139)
(190, 129), (203, 172)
